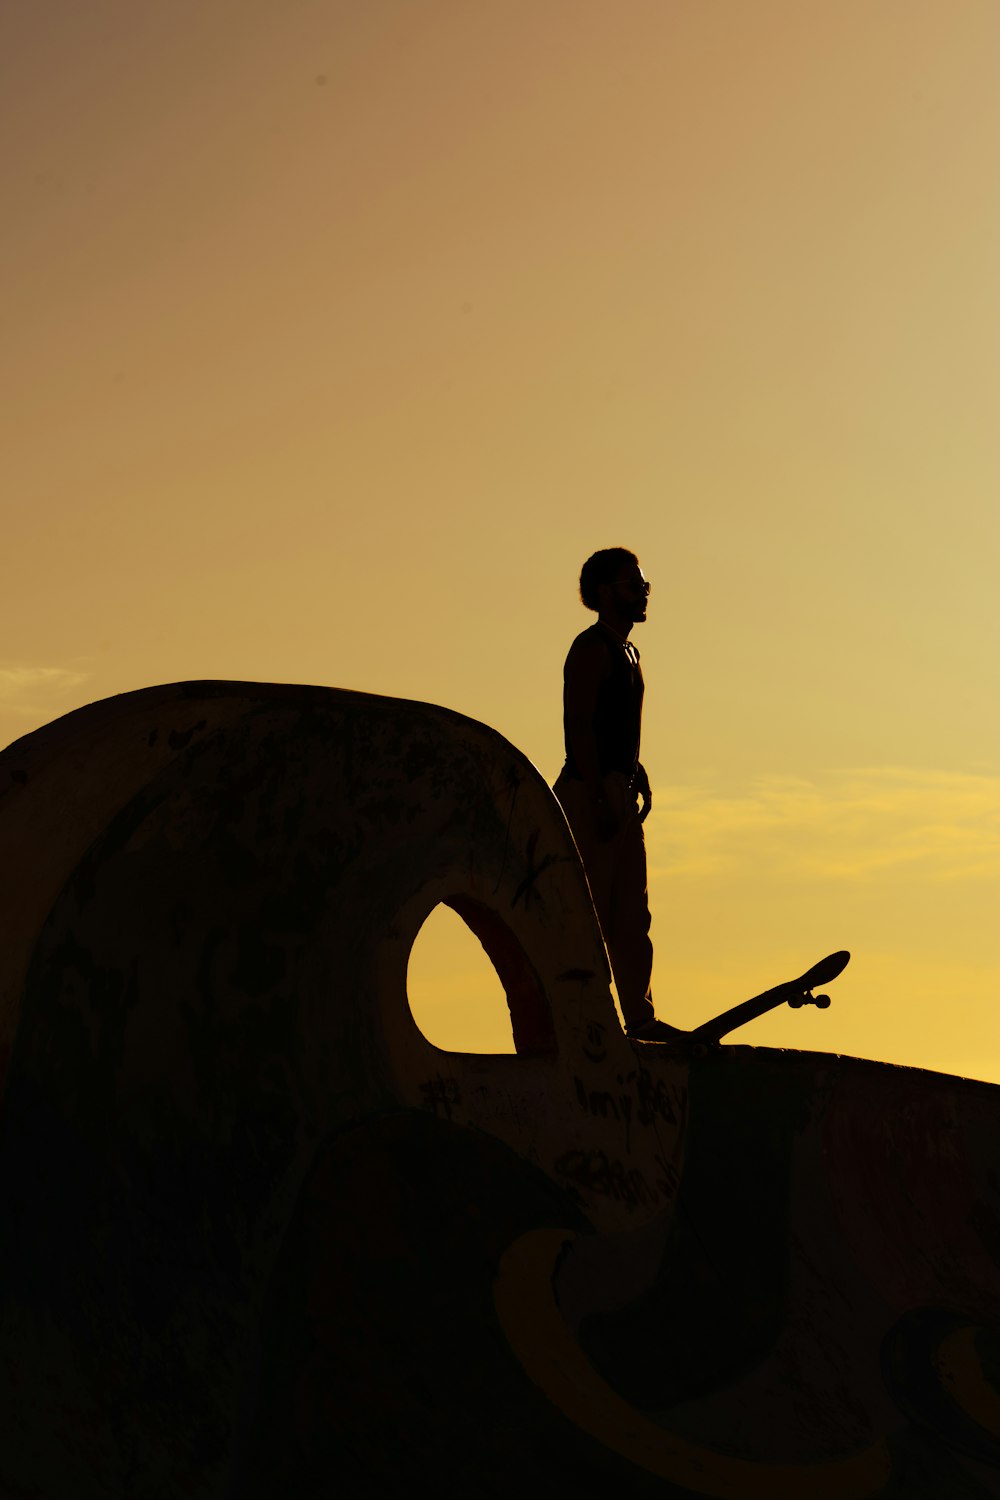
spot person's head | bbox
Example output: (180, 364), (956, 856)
(579, 548), (650, 624)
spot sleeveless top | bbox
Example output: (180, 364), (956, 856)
(562, 623), (644, 782)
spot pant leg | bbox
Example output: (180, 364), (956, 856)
(554, 772), (655, 1030)
(603, 805), (655, 1029)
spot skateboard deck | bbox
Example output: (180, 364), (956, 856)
(688, 950), (850, 1045)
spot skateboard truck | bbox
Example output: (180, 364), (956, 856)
(787, 990), (832, 1010)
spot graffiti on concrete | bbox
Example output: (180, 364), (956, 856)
(419, 1074), (462, 1122)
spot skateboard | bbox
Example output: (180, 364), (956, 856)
(687, 950), (850, 1046)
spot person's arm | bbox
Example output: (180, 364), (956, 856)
(564, 633), (617, 838)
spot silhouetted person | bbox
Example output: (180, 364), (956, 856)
(554, 549), (679, 1042)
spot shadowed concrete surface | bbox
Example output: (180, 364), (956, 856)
(0, 681), (998, 1497)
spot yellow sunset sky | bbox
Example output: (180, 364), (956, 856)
(3, 1), (997, 1079)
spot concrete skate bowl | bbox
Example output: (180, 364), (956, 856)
(0, 680), (998, 1499)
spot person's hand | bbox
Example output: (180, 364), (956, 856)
(635, 763), (652, 823)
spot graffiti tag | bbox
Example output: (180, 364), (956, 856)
(419, 1075), (462, 1122)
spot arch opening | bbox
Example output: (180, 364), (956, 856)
(406, 896), (557, 1056)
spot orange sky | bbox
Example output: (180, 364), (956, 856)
(3, 1), (998, 1079)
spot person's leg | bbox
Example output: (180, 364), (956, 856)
(553, 774), (615, 927)
(554, 772), (654, 1031)
(604, 807), (655, 1031)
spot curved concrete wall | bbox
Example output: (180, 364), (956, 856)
(0, 682), (996, 1498)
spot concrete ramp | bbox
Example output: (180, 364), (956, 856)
(0, 682), (997, 1497)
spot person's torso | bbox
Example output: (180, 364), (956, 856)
(563, 623), (644, 781)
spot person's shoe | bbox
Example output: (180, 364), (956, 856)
(626, 1017), (687, 1043)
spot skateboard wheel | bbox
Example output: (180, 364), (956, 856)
(788, 994), (804, 1009)
(815, 994), (831, 1009)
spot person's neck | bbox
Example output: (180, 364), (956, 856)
(597, 611), (633, 641)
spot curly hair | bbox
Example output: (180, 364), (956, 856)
(579, 548), (639, 611)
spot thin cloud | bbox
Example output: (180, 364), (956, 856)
(0, 665), (91, 717)
(649, 768), (1000, 884)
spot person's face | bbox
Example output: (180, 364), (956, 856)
(610, 561), (651, 623)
